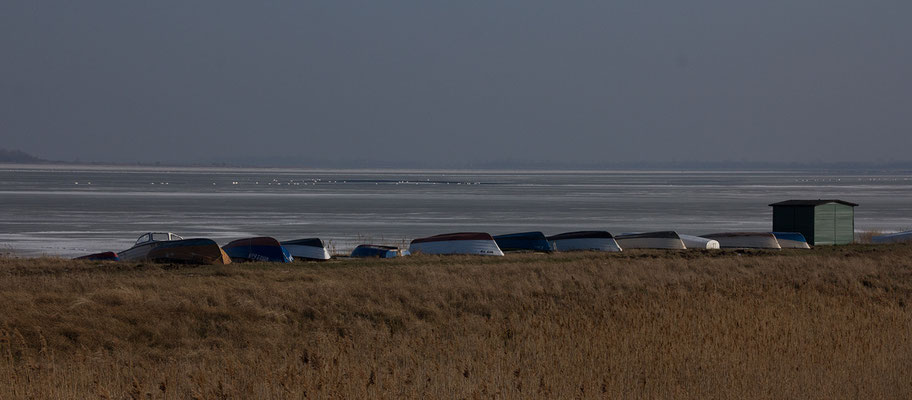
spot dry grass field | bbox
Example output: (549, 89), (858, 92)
(2, 245), (912, 399)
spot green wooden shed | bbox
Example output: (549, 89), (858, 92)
(769, 200), (858, 245)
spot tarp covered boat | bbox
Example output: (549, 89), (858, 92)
(148, 238), (233, 264)
(547, 231), (622, 252)
(409, 232), (504, 256)
(493, 231), (553, 252)
(223, 237), (293, 263)
(772, 232), (811, 249)
(74, 251), (120, 261)
(350, 244), (409, 258)
(679, 234), (721, 250)
(701, 232), (781, 249)
(280, 238), (332, 261)
(872, 230), (912, 244)
(615, 231), (686, 250)
(119, 232), (231, 264)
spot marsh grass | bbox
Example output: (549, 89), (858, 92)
(856, 230), (885, 244)
(1, 246), (912, 398)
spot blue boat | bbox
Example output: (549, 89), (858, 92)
(350, 244), (410, 258)
(493, 232), (553, 252)
(222, 237), (294, 262)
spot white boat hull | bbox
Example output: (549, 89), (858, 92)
(679, 235), (720, 250)
(550, 238), (622, 252)
(615, 237), (686, 250)
(703, 233), (781, 249)
(283, 244), (331, 260)
(409, 240), (504, 256)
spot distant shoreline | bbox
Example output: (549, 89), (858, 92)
(5, 147), (912, 172)
(4, 160), (912, 173)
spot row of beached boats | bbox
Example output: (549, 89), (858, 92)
(77, 233), (335, 264)
(75, 230), (811, 264)
(409, 231), (810, 256)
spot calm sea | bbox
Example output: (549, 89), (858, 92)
(2, 164), (911, 257)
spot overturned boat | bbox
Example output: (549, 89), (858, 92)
(547, 231), (622, 252)
(119, 232), (231, 264)
(772, 232), (811, 249)
(350, 244), (409, 258)
(223, 237), (293, 263)
(409, 232), (504, 256)
(74, 251), (120, 261)
(493, 231), (553, 252)
(615, 231), (686, 250)
(679, 234), (721, 250)
(281, 238), (332, 261)
(701, 232), (781, 249)
(871, 230), (912, 244)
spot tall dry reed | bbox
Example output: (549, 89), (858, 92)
(1, 245), (911, 398)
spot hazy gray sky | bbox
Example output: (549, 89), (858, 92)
(2, 1), (910, 165)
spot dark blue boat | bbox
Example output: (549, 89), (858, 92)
(222, 237), (293, 263)
(74, 251), (120, 261)
(493, 231), (553, 252)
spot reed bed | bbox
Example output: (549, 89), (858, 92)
(1, 245), (911, 399)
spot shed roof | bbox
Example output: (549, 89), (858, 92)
(769, 199), (858, 207)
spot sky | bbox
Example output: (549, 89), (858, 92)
(1, 1), (911, 166)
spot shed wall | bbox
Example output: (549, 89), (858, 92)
(772, 206), (816, 244)
(772, 206), (795, 232)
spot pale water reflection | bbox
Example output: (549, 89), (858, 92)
(2, 165), (911, 256)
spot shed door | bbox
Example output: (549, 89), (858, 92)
(814, 204), (836, 245)
(833, 204), (855, 244)
(795, 207), (816, 244)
